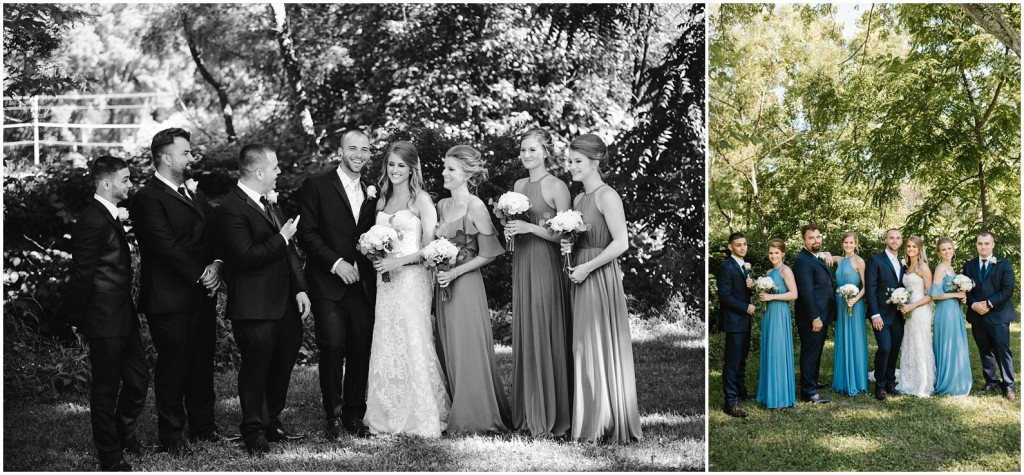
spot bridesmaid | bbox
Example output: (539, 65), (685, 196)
(502, 128), (573, 438)
(931, 237), (973, 396)
(832, 232), (869, 396)
(756, 239), (797, 409)
(434, 145), (513, 434)
(562, 133), (641, 444)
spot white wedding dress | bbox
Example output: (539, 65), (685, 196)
(364, 210), (450, 437)
(895, 273), (936, 397)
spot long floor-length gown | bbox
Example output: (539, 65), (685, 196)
(511, 177), (573, 437)
(434, 199), (513, 434)
(569, 186), (642, 443)
(364, 210), (450, 437)
(756, 267), (796, 409)
(932, 273), (972, 396)
(896, 273), (936, 397)
(832, 258), (869, 396)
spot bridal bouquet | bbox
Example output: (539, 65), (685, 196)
(838, 284), (859, 309)
(886, 287), (910, 306)
(357, 224), (400, 282)
(421, 237), (459, 301)
(492, 191), (531, 252)
(951, 274), (975, 292)
(545, 209), (588, 271)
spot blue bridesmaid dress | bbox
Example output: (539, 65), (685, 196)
(832, 258), (869, 396)
(932, 273), (973, 396)
(756, 267), (796, 409)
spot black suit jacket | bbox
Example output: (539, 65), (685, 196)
(60, 199), (137, 338)
(792, 248), (837, 328)
(130, 176), (217, 313)
(864, 251), (905, 325)
(715, 257), (752, 333)
(296, 167), (377, 302)
(215, 186), (308, 320)
(963, 256), (1017, 325)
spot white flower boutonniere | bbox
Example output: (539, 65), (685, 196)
(900, 257), (907, 267)
(366, 185), (377, 200)
(742, 263), (752, 272)
(185, 178), (199, 194)
(264, 190), (279, 205)
(990, 257), (998, 264)
(117, 207), (130, 221)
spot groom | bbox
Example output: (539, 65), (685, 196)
(716, 232), (755, 418)
(793, 224), (836, 404)
(864, 228), (905, 401)
(297, 130), (379, 438)
(963, 231), (1016, 401)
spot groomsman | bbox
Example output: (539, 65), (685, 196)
(297, 130), (378, 438)
(792, 224), (835, 404)
(131, 128), (222, 453)
(716, 232), (754, 417)
(865, 228), (905, 400)
(215, 144), (310, 455)
(60, 156), (149, 471)
(963, 232), (1016, 401)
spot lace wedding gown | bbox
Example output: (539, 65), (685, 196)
(896, 273), (936, 397)
(364, 210), (450, 437)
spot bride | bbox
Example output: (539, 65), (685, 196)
(364, 141), (450, 436)
(895, 235), (936, 397)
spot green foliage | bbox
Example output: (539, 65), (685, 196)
(2, 3), (89, 98)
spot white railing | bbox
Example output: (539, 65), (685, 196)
(2, 92), (174, 165)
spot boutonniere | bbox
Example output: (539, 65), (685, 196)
(264, 190), (279, 205)
(184, 178), (199, 194)
(989, 257), (998, 265)
(117, 207), (130, 221)
(900, 257), (907, 268)
(742, 262), (751, 272)
(366, 185), (377, 200)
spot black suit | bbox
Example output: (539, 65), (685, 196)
(792, 248), (836, 397)
(130, 176), (218, 443)
(60, 198), (149, 468)
(864, 251), (905, 390)
(963, 256), (1017, 390)
(715, 257), (753, 407)
(296, 168), (377, 423)
(215, 186), (308, 446)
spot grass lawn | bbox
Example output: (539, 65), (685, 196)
(4, 318), (704, 471)
(708, 320), (1021, 471)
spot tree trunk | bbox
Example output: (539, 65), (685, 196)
(750, 163), (767, 239)
(269, 3), (319, 150)
(961, 4), (1021, 58)
(978, 158), (989, 226)
(182, 13), (236, 144)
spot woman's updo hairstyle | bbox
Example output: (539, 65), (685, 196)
(521, 127), (559, 171)
(445, 144), (489, 188)
(568, 133), (608, 170)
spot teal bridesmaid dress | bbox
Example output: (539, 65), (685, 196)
(756, 267), (796, 409)
(932, 274), (973, 396)
(832, 258), (869, 396)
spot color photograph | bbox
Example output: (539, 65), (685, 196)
(707, 3), (1020, 472)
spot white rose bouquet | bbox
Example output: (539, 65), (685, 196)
(838, 284), (859, 309)
(357, 224), (400, 282)
(755, 276), (778, 310)
(886, 287), (910, 306)
(951, 274), (975, 292)
(492, 191), (531, 252)
(545, 209), (588, 271)
(421, 237), (459, 301)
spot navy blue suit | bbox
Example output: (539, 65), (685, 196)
(792, 248), (836, 397)
(963, 255), (1017, 390)
(864, 251), (905, 390)
(716, 256), (752, 406)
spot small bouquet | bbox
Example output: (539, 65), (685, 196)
(951, 274), (975, 292)
(492, 191), (531, 252)
(838, 284), (859, 308)
(886, 287), (910, 306)
(755, 276), (777, 310)
(421, 237), (459, 301)
(357, 224), (400, 282)
(545, 209), (588, 272)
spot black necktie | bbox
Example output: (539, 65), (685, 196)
(981, 260), (989, 281)
(177, 185), (192, 201)
(260, 196), (281, 230)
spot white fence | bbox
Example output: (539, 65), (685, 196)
(2, 92), (174, 165)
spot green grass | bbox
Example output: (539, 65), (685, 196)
(4, 318), (704, 471)
(708, 321), (1022, 471)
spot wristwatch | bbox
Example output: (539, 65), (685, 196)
(986, 300), (993, 310)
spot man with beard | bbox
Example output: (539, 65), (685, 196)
(61, 156), (149, 471)
(131, 128), (223, 453)
(297, 130), (378, 438)
(792, 224), (836, 404)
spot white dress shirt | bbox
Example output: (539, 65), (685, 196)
(338, 167), (364, 222)
(154, 170), (190, 199)
(885, 248), (900, 276)
(731, 255), (747, 274)
(94, 194), (120, 220)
